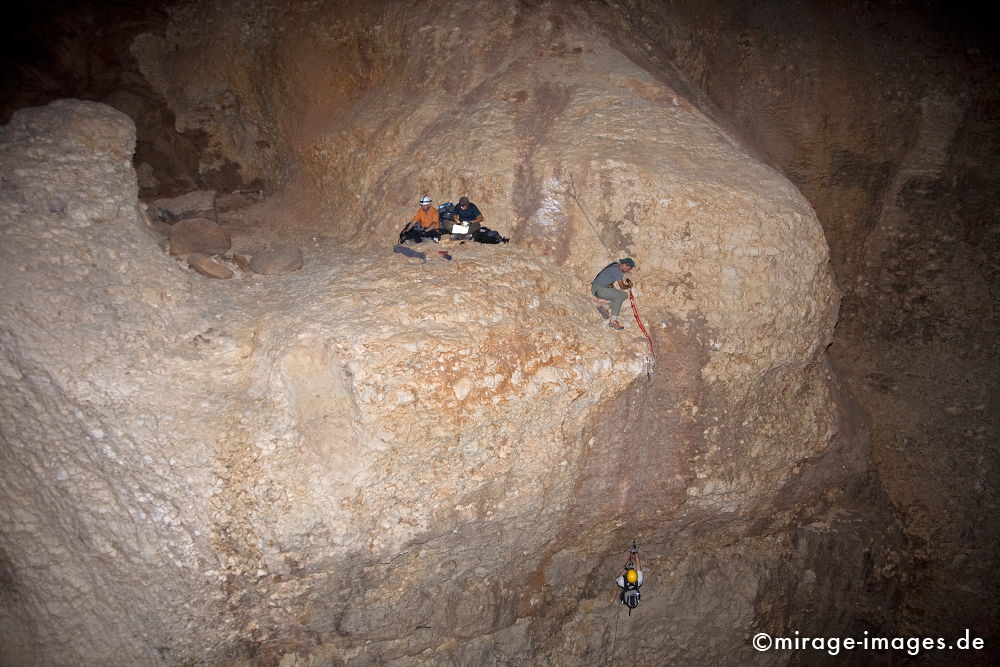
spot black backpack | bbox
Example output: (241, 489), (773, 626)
(472, 227), (508, 244)
(620, 586), (640, 611)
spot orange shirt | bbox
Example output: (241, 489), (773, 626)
(410, 206), (440, 229)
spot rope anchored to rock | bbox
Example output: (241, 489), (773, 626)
(629, 289), (655, 358)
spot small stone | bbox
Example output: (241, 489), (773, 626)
(231, 253), (252, 272)
(188, 253), (233, 279)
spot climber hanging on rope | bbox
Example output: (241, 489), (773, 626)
(591, 258), (636, 330)
(562, 175), (655, 356)
(616, 540), (644, 615)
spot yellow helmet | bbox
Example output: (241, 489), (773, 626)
(626, 568), (638, 584)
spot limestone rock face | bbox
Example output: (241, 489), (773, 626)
(601, 0), (1000, 644)
(134, 0), (838, 400)
(0, 100), (210, 663)
(1, 3), (900, 665)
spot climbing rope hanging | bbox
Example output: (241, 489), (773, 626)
(564, 175), (617, 263)
(564, 176), (656, 363)
(628, 290), (655, 358)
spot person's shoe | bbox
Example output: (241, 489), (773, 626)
(597, 305), (610, 320)
(609, 320), (624, 330)
(432, 236), (439, 243)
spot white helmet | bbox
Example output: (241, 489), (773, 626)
(419, 195), (432, 205)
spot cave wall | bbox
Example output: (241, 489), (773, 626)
(0, 0), (261, 198)
(603, 0), (1000, 649)
(1, 96), (900, 665)
(0, 1), (917, 665)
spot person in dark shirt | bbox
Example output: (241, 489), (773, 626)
(591, 258), (636, 330)
(450, 196), (484, 237)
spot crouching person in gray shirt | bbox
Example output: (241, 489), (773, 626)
(591, 257), (636, 330)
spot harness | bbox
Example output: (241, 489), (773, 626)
(620, 571), (641, 611)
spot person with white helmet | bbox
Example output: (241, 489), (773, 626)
(400, 195), (442, 243)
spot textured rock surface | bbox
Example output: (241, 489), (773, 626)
(606, 0), (1000, 653)
(249, 246), (304, 275)
(1, 3), (903, 665)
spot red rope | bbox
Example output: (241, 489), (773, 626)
(628, 289), (655, 357)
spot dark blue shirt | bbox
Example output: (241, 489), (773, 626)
(592, 263), (625, 288)
(453, 202), (482, 222)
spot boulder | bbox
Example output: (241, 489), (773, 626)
(216, 189), (263, 212)
(153, 189), (217, 222)
(168, 217), (231, 255)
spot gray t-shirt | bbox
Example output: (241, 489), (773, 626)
(592, 263), (625, 288)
